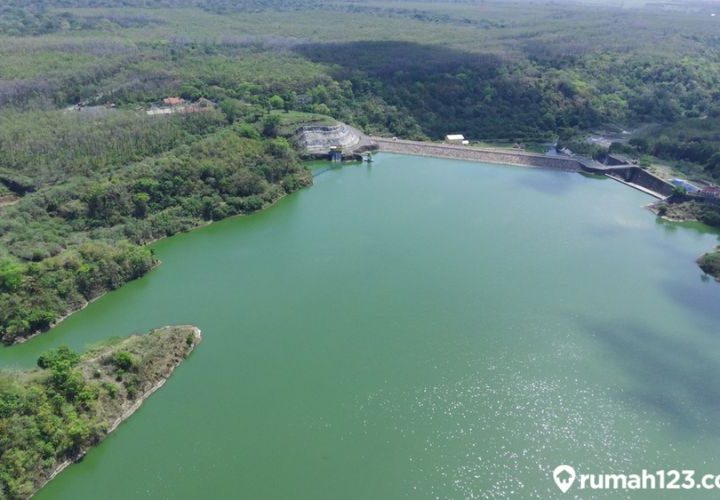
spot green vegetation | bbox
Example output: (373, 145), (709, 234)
(699, 250), (720, 280)
(0, 325), (201, 499)
(271, 110), (338, 135)
(2, 0), (720, 342)
(1, 0), (719, 493)
(0, 111), (311, 343)
(622, 118), (720, 182)
(653, 200), (720, 226)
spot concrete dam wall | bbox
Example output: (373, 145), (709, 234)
(608, 167), (675, 198)
(374, 137), (674, 199)
(581, 163), (675, 198)
(373, 137), (583, 171)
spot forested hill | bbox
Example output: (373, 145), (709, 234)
(0, 111), (311, 343)
(2, 0), (720, 341)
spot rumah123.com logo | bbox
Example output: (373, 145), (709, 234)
(553, 465), (577, 493)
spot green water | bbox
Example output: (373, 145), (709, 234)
(3, 154), (720, 498)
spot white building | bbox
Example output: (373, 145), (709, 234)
(445, 134), (465, 143)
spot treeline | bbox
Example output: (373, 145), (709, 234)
(0, 109), (311, 343)
(5, 8), (719, 150)
(0, 110), (225, 190)
(0, 0), (321, 33)
(0, 53), (138, 108)
(296, 41), (601, 141)
(294, 40), (720, 145)
(0, 244), (155, 341)
(621, 117), (720, 182)
(0, 4), (162, 36)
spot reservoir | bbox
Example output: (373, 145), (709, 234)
(3, 154), (720, 498)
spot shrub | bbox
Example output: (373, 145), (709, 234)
(111, 351), (137, 372)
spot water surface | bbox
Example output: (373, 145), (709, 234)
(3, 154), (720, 498)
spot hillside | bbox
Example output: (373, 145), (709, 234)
(0, 120), (312, 344)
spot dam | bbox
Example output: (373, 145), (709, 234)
(372, 136), (675, 199)
(292, 120), (674, 200)
(372, 137), (584, 171)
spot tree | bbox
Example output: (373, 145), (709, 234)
(707, 152), (720, 180)
(219, 98), (243, 123)
(262, 114), (282, 137)
(112, 351), (137, 372)
(180, 83), (203, 101)
(37, 346), (80, 370)
(0, 261), (24, 293)
(133, 192), (150, 218)
(268, 95), (284, 111)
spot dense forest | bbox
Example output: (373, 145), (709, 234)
(2, 0), (720, 342)
(0, 110), (311, 342)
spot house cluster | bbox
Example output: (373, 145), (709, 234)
(146, 97), (215, 116)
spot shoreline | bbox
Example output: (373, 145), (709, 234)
(13, 260), (163, 345)
(6, 181), (305, 347)
(37, 326), (203, 492)
(647, 199), (720, 281)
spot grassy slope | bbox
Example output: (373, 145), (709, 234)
(0, 325), (201, 499)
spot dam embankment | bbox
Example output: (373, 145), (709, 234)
(372, 137), (584, 172)
(580, 163), (675, 198)
(373, 137), (674, 199)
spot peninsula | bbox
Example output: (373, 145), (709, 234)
(0, 325), (201, 499)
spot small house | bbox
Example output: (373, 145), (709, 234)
(445, 134), (465, 144)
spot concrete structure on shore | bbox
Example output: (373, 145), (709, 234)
(582, 162), (675, 198)
(374, 137), (584, 172)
